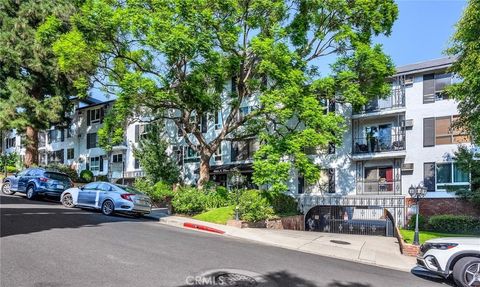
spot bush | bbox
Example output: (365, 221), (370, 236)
(238, 190), (274, 222)
(428, 215), (480, 234)
(44, 163), (79, 181)
(134, 179), (174, 203)
(204, 186), (233, 209)
(80, 170), (94, 183)
(6, 166), (18, 173)
(266, 192), (298, 216)
(171, 187), (207, 215)
(407, 214), (427, 230)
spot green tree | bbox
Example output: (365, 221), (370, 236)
(0, 1), (83, 166)
(446, 0), (480, 142)
(53, 0), (397, 189)
(133, 123), (180, 185)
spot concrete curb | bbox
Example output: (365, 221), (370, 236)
(183, 222), (225, 234)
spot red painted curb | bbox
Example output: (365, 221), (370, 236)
(183, 222), (225, 234)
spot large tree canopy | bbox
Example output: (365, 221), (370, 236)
(0, 0), (82, 166)
(54, 0), (397, 190)
(447, 0), (480, 143)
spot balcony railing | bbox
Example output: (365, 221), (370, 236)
(354, 93), (405, 115)
(353, 132), (405, 155)
(357, 180), (401, 195)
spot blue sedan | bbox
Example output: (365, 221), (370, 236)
(1, 168), (73, 199)
(60, 182), (152, 216)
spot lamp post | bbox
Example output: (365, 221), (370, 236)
(408, 184), (427, 245)
(230, 169), (244, 221)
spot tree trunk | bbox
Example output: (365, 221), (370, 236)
(24, 126), (38, 167)
(197, 154), (211, 189)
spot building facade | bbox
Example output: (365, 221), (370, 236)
(1, 57), (473, 227)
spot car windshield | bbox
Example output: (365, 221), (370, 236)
(115, 185), (144, 194)
(45, 172), (70, 181)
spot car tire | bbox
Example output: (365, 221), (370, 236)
(26, 185), (37, 200)
(61, 193), (75, 208)
(1, 182), (15, 195)
(101, 200), (115, 216)
(453, 256), (480, 287)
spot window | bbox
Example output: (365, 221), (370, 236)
(83, 182), (99, 190)
(423, 73), (452, 103)
(49, 149), (64, 164)
(363, 166), (393, 192)
(6, 137), (15, 149)
(424, 115), (469, 147)
(214, 111), (222, 130)
(135, 124), (151, 142)
(214, 144), (222, 161)
(184, 146), (199, 163)
(89, 156), (102, 172)
(134, 159), (140, 169)
(238, 106), (251, 122)
(67, 148), (74, 160)
(87, 108), (103, 125)
(436, 162), (469, 191)
(66, 128), (72, 138)
(47, 129), (64, 143)
(112, 154), (123, 163)
(86, 133), (97, 149)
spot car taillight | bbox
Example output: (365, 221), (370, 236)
(120, 193), (135, 202)
(39, 177), (49, 182)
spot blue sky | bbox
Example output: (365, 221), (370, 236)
(376, 0), (467, 67)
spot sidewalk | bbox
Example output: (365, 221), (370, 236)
(146, 209), (417, 272)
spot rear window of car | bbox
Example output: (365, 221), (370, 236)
(45, 172), (70, 181)
(115, 185), (144, 194)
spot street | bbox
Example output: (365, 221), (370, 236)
(1, 194), (447, 287)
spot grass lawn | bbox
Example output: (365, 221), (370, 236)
(400, 229), (478, 244)
(193, 206), (235, 225)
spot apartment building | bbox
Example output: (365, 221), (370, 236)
(1, 57), (473, 228)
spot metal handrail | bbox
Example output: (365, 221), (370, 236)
(353, 132), (405, 154)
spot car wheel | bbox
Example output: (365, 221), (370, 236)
(61, 193), (75, 208)
(1, 182), (15, 195)
(26, 186), (37, 200)
(453, 256), (480, 287)
(101, 200), (115, 216)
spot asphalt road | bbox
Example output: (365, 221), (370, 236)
(1, 193), (449, 287)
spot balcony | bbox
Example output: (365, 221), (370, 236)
(357, 180), (402, 195)
(352, 132), (406, 160)
(353, 92), (405, 118)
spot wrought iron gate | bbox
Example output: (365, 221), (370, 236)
(305, 206), (394, 237)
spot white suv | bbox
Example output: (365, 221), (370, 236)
(417, 237), (480, 286)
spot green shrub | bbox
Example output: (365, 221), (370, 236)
(80, 170), (94, 183)
(133, 178), (153, 194)
(171, 187), (207, 215)
(428, 215), (480, 234)
(266, 192), (298, 216)
(6, 166), (18, 173)
(134, 179), (174, 203)
(407, 214), (427, 230)
(238, 190), (274, 222)
(204, 186), (233, 209)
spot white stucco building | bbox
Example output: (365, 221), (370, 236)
(1, 57), (473, 227)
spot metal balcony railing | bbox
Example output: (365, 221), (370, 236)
(354, 94), (405, 115)
(358, 180), (402, 195)
(353, 132), (405, 155)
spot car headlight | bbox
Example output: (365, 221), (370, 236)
(429, 243), (458, 250)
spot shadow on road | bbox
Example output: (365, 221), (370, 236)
(326, 281), (371, 287)
(0, 194), (61, 205)
(0, 195), (153, 238)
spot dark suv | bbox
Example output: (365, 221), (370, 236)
(1, 168), (73, 199)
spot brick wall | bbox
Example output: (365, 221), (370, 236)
(407, 198), (480, 218)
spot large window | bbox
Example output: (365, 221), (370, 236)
(112, 154), (123, 163)
(67, 148), (74, 160)
(87, 108), (103, 125)
(231, 140), (257, 161)
(214, 144), (222, 161)
(363, 166), (394, 192)
(424, 115), (469, 147)
(86, 133), (97, 149)
(48, 129), (64, 143)
(184, 146), (199, 163)
(423, 73), (452, 103)
(436, 163), (470, 191)
(6, 137), (15, 149)
(89, 156), (102, 172)
(49, 149), (64, 164)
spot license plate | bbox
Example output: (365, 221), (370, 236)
(56, 184), (64, 189)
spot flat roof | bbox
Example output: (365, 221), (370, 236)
(395, 57), (456, 76)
